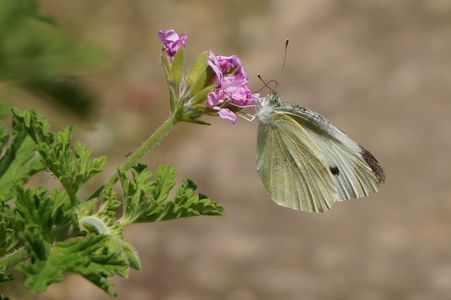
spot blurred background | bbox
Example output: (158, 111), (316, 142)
(2, 0), (451, 299)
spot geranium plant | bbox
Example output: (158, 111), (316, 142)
(0, 29), (258, 298)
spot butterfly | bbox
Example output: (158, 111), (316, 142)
(255, 93), (385, 213)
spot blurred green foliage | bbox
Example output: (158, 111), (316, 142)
(0, 0), (107, 117)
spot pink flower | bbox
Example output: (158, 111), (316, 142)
(220, 76), (254, 106)
(217, 55), (248, 80)
(158, 29), (187, 60)
(207, 51), (258, 123)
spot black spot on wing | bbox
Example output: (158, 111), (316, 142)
(329, 166), (340, 176)
(360, 147), (385, 183)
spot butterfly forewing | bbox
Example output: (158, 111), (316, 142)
(257, 112), (337, 212)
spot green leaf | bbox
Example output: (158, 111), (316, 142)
(11, 109), (107, 200)
(171, 48), (184, 86)
(117, 168), (148, 225)
(118, 164), (224, 224)
(14, 188), (71, 258)
(152, 165), (176, 203)
(147, 178), (224, 221)
(19, 226), (50, 262)
(0, 266), (13, 283)
(17, 234), (129, 296)
(0, 118), (44, 202)
(187, 50), (209, 95)
(77, 197), (97, 218)
(78, 184), (140, 271)
(79, 185), (121, 236)
(0, 206), (16, 254)
(119, 240), (141, 271)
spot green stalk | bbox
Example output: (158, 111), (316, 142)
(0, 248), (28, 270)
(89, 115), (177, 199)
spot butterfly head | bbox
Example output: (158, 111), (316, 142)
(267, 92), (282, 107)
(256, 92), (281, 123)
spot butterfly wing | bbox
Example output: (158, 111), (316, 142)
(257, 112), (338, 212)
(276, 104), (385, 201)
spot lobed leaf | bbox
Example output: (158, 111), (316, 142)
(143, 178), (224, 222)
(14, 188), (71, 259)
(0, 120), (44, 202)
(11, 109), (107, 198)
(152, 165), (176, 203)
(0, 224), (15, 255)
(118, 164), (224, 224)
(119, 240), (141, 271)
(78, 184), (140, 271)
(17, 234), (129, 296)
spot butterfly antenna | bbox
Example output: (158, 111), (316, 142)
(281, 39), (289, 80)
(256, 73), (278, 94)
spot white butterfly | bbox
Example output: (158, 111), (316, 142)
(255, 93), (385, 213)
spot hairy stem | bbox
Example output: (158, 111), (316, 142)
(0, 247), (28, 270)
(89, 115), (177, 199)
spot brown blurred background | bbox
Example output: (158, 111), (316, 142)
(7, 0), (451, 299)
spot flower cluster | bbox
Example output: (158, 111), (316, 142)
(159, 29), (258, 124)
(206, 51), (257, 124)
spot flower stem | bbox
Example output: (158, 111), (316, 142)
(88, 115), (177, 199)
(0, 247), (28, 270)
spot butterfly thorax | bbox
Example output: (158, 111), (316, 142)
(256, 93), (281, 124)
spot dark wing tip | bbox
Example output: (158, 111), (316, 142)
(360, 147), (385, 183)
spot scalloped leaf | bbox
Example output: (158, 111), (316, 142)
(0, 119), (44, 202)
(17, 234), (128, 296)
(11, 109), (106, 196)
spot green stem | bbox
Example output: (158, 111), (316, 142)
(88, 115), (177, 199)
(0, 247), (28, 270)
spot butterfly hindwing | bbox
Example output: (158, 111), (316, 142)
(257, 112), (337, 212)
(276, 104), (385, 201)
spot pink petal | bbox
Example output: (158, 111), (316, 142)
(207, 89), (225, 107)
(208, 50), (223, 84)
(218, 108), (237, 124)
